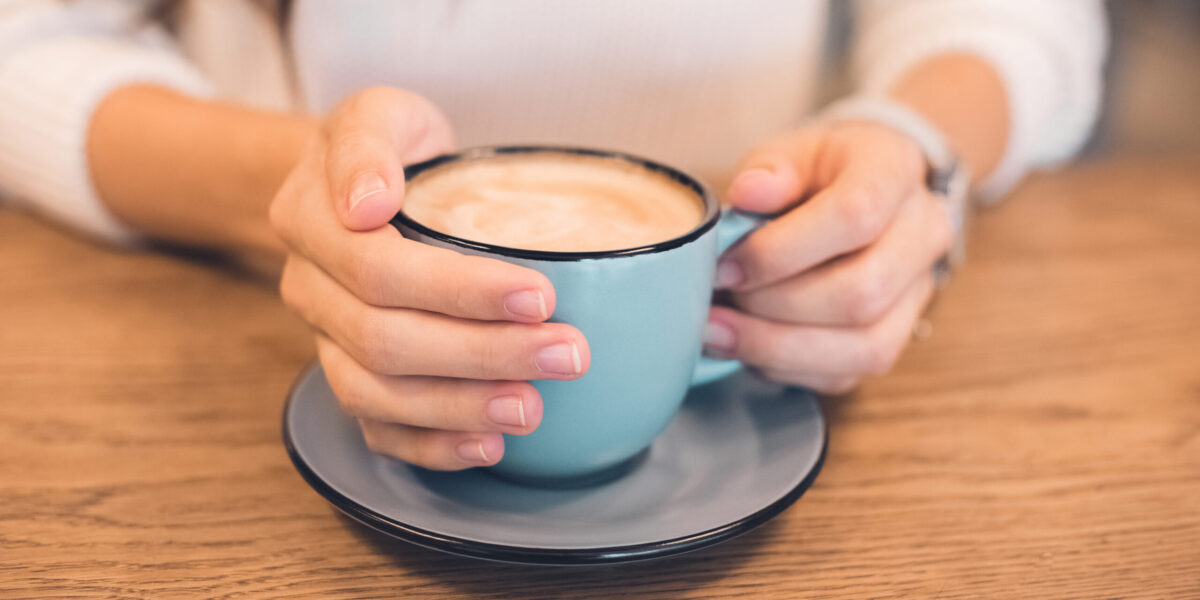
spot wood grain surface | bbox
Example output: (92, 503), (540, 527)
(1, 158), (1198, 599)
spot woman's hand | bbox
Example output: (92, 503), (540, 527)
(271, 88), (590, 469)
(706, 122), (954, 394)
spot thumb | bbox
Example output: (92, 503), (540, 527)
(727, 130), (820, 214)
(324, 88), (455, 231)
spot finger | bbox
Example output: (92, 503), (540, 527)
(358, 417), (503, 470)
(318, 334), (542, 434)
(753, 368), (861, 396)
(733, 187), (953, 326)
(324, 88), (455, 230)
(281, 256), (590, 380)
(718, 126), (925, 291)
(274, 179), (555, 321)
(726, 129), (823, 213)
(706, 273), (934, 375)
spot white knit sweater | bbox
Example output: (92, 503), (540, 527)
(0, 0), (1107, 245)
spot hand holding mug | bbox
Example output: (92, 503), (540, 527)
(394, 147), (760, 484)
(707, 122), (955, 393)
(270, 87), (591, 471)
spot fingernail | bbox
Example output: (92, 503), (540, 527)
(456, 439), (491, 464)
(486, 395), (527, 428)
(714, 260), (744, 289)
(704, 320), (737, 351)
(535, 342), (582, 376)
(348, 172), (388, 215)
(729, 168), (776, 206)
(503, 289), (548, 320)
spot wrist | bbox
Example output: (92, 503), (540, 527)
(89, 85), (318, 269)
(885, 53), (1008, 183)
(224, 112), (318, 265)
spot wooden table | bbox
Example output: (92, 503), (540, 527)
(2, 157), (1198, 599)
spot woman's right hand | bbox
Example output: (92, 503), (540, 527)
(270, 88), (591, 470)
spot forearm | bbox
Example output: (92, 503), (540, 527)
(87, 85), (318, 270)
(887, 53), (1009, 183)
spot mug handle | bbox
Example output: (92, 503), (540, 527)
(690, 209), (770, 386)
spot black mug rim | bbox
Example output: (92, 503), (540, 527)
(391, 145), (721, 261)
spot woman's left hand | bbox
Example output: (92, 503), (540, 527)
(705, 121), (955, 394)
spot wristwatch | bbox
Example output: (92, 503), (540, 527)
(817, 96), (971, 286)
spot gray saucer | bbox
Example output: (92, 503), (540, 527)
(283, 364), (826, 565)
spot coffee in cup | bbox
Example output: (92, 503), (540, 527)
(403, 152), (706, 252)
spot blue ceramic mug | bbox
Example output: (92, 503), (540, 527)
(393, 146), (761, 486)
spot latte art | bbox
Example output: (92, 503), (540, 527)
(403, 154), (705, 252)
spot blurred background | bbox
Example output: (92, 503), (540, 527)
(1092, 0), (1200, 156)
(823, 0), (1200, 160)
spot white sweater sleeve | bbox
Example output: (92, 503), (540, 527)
(0, 0), (212, 245)
(851, 0), (1108, 200)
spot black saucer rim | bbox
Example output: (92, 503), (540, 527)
(281, 365), (828, 566)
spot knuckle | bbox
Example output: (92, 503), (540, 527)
(737, 233), (767, 265)
(468, 329), (508, 378)
(735, 233), (777, 282)
(352, 311), (396, 373)
(442, 262), (480, 316)
(858, 331), (901, 375)
(359, 422), (385, 454)
(329, 128), (386, 159)
(449, 287), (472, 319)
(268, 172), (309, 243)
(278, 260), (319, 328)
(752, 325), (798, 372)
(340, 87), (446, 144)
(329, 372), (368, 417)
(267, 189), (289, 236)
(839, 266), (890, 326)
(408, 437), (438, 468)
(837, 184), (888, 246)
(414, 252), (495, 317)
(882, 133), (925, 176)
(346, 251), (388, 306)
(277, 260), (301, 310)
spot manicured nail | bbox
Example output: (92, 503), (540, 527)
(729, 168), (775, 206)
(714, 260), (744, 289)
(456, 439), (490, 464)
(704, 320), (737, 351)
(348, 172), (388, 215)
(535, 342), (582, 376)
(503, 289), (548, 320)
(486, 395), (527, 428)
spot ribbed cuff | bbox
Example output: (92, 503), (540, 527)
(0, 37), (213, 246)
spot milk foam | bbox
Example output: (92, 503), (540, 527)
(403, 154), (705, 252)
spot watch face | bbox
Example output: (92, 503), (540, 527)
(936, 161), (971, 272)
(927, 164), (956, 195)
